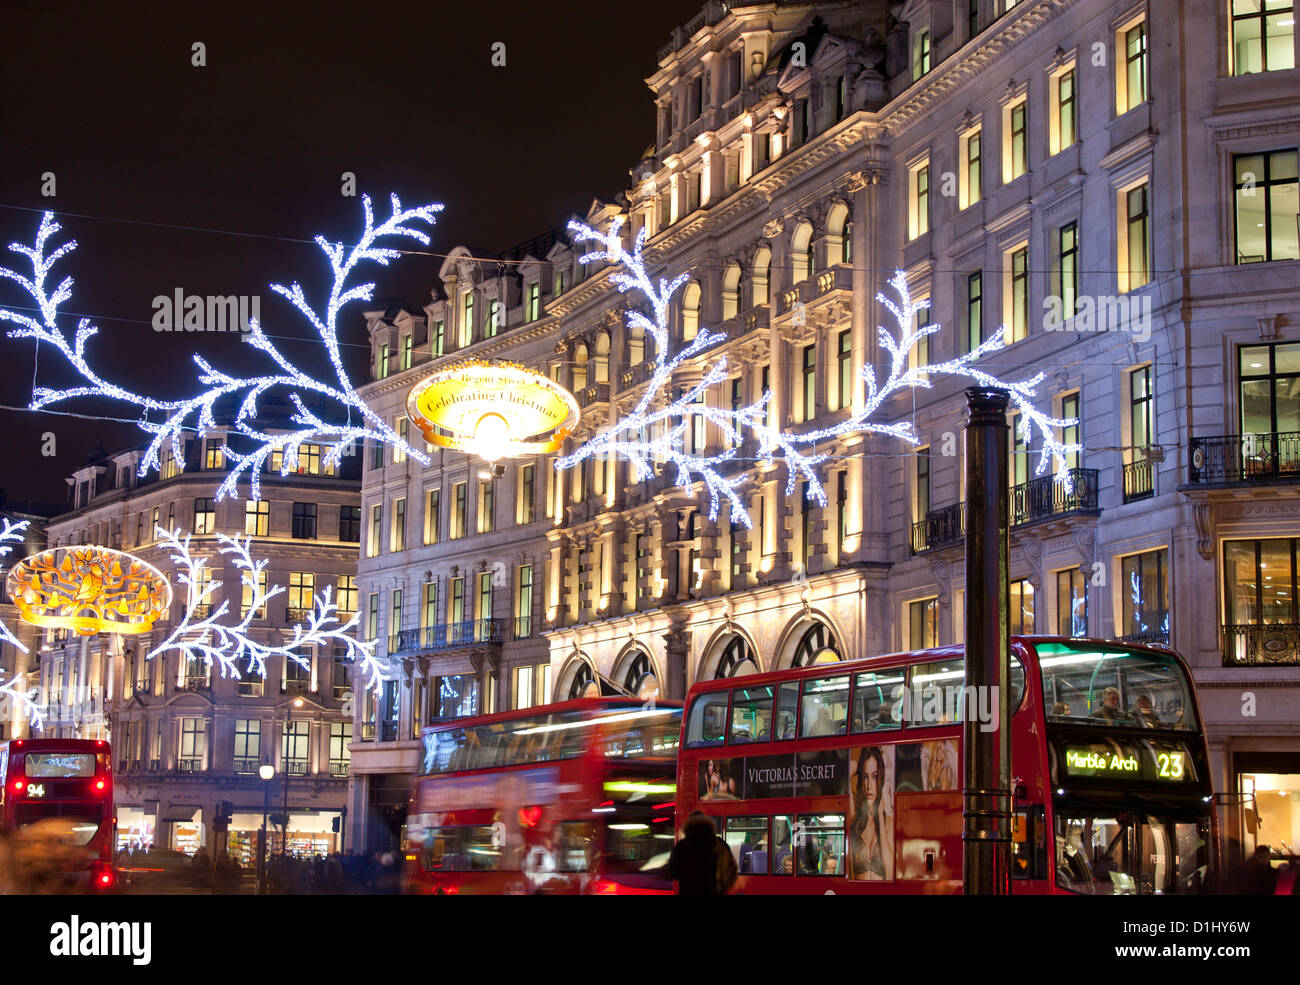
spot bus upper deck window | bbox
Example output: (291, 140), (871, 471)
(686, 692), (729, 747)
(851, 671), (904, 733)
(775, 682), (799, 740)
(730, 687), (774, 744)
(801, 676), (849, 737)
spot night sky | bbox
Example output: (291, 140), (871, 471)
(0, 0), (704, 508)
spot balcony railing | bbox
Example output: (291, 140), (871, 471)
(148, 759), (160, 772)
(233, 758), (259, 774)
(1116, 628), (1171, 647)
(285, 607), (312, 623)
(1122, 458), (1155, 503)
(514, 615), (533, 640)
(281, 760), (309, 777)
(911, 468), (1100, 553)
(329, 759), (349, 777)
(1117, 612), (1171, 648)
(181, 677), (210, 692)
(1189, 432), (1300, 485)
(177, 758), (203, 773)
(1222, 623), (1300, 666)
(388, 619), (506, 656)
(577, 382), (611, 408)
(282, 679), (311, 696)
(619, 361), (654, 391)
(360, 722), (376, 741)
(238, 680), (264, 697)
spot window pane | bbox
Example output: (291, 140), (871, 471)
(685, 691), (729, 747)
(800, 675), (849, 737)
(774, 681), (799, 740)
(729, 685), (774, 744)
(724, 816), (770, 875)
(796, 814), (846, 876)
(1259, 539), (1294, 623)
(851, 670), (904, 733)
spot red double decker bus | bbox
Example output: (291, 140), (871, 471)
(678, 637), (1216, 895)
(403, 697), (681, 894)
(0, 738), (115, 890)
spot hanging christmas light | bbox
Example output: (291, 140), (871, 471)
(6, 545), (171, 637)
(0, 518), (45, 729)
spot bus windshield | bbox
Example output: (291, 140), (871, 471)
(1039, 643), (1197, 731)
(1054, 812), (1211, 895)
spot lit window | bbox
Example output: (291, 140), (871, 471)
(1234, 150), (1299, 264)
(909, 161), (930, 239)
(1116, 19), (1148, 114)
(1231, 0), (1296, 75)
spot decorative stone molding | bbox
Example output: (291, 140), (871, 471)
(931, 560), (952, 608)
(1194, 502), (1215, 561)
(762, 217), (785, 239)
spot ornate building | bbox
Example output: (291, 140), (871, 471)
(351, 0), (1300, 859)
(40, 434), (361, 862)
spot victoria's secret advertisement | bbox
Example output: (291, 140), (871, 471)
(699, 748), (849, 800)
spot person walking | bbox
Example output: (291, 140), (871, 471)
(668, 812), (736, 895)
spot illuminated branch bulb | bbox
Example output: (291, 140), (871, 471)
(0, 519), (44, 730)
(0, 196), (442, 501)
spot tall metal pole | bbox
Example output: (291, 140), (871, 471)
(258, 780), (269, 895)
(962, 387), (1013, 895)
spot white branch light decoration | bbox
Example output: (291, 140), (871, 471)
(559, 223), (1080, 526)
(147, 528), (383, 691)
(559, 219), (826, 527)
(0, 519), (45, 730)
(0, 196), (441, 502)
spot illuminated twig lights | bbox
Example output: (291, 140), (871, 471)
(0, 519), (45, 729)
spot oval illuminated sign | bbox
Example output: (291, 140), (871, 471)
(6, 546), (173, 637)
(406, 360), (580, 461)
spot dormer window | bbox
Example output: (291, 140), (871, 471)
(461, 292), (474, 347)
(526, 282), (540, 322)
(913, 30), (931, 82)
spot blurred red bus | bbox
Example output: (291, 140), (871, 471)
(403, 698), (681, 894)
(0, 738), (116, 890)
(678, 637), (1216, 895)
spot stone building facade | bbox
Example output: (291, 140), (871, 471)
(40, 436), (361, 862)
(350, 0), (1300, 859)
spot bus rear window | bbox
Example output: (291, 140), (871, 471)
(24, 753), (95, 778)
(686, 692), (729, 747)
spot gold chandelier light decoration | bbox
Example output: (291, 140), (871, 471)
(406, 359), (581, 466)
(5, 546), (172, 637)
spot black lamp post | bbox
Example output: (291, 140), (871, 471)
(257, 763), (274, 895)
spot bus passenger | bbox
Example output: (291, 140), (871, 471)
(1132, 695), (1160, 727)
(1093, 687), (1133, 723)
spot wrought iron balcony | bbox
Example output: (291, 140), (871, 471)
(1117, 611), (1171, 648)
(233, 758), (259, 774)
(1223, 623), (1300, 666)
(1122, 459), (1155, 503)
(329, 759), (349, 777)
(1189, 432), (1300, 485)
(181, 676), (210, 692)
(281, 760), (309, 777)
(177, 758), (203, 773)
(1116, 628), (1171, 647)
(387, 619), (506, 656)
(514, 615), (533, 640)
(911, 468), (1100, 553)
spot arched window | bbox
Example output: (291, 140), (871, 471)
(791, 221), (814, 284)
(752, 248), (771, 306)
(721, 263), (742, 320)
(568, 661), (597, 699)
(623, 652), (657, 697)
(716, 635), (758, 678)
(827, 203), (851, 266)
(792, 622), (840, 667)
(593, 333), (610, 384)
(573, 344), (589, 392)
(628, 322), (645, 366)
(682, 282), (702, 342)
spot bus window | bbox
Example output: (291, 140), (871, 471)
(422, 825), (502, 872)
(686, 692), (730, 747)
(1013, 806), (1046, 879)
(906, 657), (1025, 725)
(556, 821), (598, 873)
(1038, 643), (1195, 730)
(724, 816), (769, 874)
(729, 686), (774, 744)
(775, 682), (799, 740)
(794, 814), (846, 876)
(851, 671), (904, 733)
(801, 675), (849, 737)
(772, 816), (794, 875)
